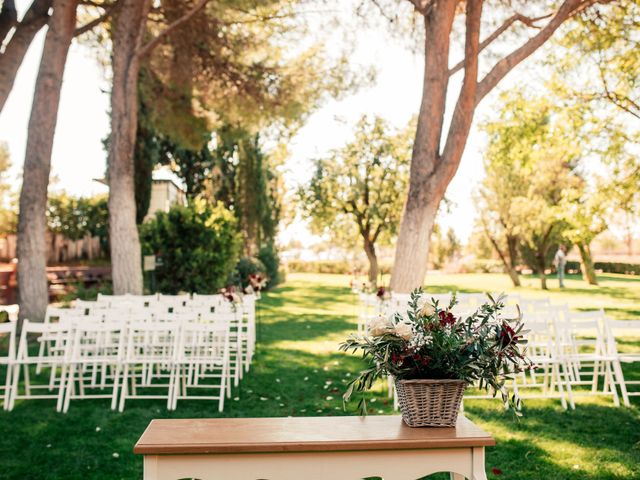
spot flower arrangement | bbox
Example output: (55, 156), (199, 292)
(220, 285), (242, 305)
(375, 286), (391, 301)
(247, 273), (268, 293)
(340, 288), (530, 416)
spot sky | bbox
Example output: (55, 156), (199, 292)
(0, 2), (536, 248)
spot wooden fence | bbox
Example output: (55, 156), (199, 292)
(0, 232), (103, 263)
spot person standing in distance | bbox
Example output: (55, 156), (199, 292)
(553, 245), (567, 288)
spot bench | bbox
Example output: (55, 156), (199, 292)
(134, 415), (494, 479)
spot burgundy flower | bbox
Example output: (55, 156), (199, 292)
(499, 323), (518, 347)
(491, 467), (503, 475)
(438, 311), (456, 326)
(413, 353), (431, 366)
(376, 286), (386, 298)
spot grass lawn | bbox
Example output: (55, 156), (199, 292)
(0, 272), (639, 479)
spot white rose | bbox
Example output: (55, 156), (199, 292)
(394, 322), (414, 341)
(420, 303), (436, 317)
(368, 315), (393, 337)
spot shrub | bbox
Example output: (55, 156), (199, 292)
(257, 242), (281, 287)
(559, 261), (640, 276)
(60, 281), (113, 303)
(230, 256), (267, 289)
(594, 262), (640, 275)
(140, 202), (241, 294)
(286, 260), (362, 275)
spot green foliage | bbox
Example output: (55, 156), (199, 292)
(232, 131), (280, 255)
(299, 115), (413, 279)
(0, 142), (16, 234)
(286, 259), (390, 275)
(152, 125), (282, 263)
(564, 261), (640, 276)
(60, 280), (113, 303)
(140, 0), (361, 149)
(140, 201), (241, 294)
(466, 222), (495, 260)
(300, 115), (412, 244)
(133, 92), (164, 224)
(479, 90), (587, 284)
(47, 194), (109, 244)
(257, 241), (281, 287)
(550, 2), (640, 241)
(340, 289), (529, 414)
(230, 256), (267, 289)
(553, 0), (640, 121)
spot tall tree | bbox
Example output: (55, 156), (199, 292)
(0, 0), (118, 113)
(17, 0), (79, 324)
(553, 0), (640, 120)
(107, 0), (151, 295)
(299, 115), (413, 283)
(388, 0), (610, 292)
(550, 0), (640, 256)
(0, 0), (52, 112)
(562, 191), (606, 285)
(108, 0), (353, 293)
(479, 90), (582, 289)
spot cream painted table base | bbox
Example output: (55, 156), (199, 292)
(135, 416), (494, 480)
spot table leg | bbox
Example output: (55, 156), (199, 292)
(450, 474), (466, 480)
(472, 447), (488, 480)
(143, 455), (159, 480)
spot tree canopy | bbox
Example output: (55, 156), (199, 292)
(479, 90), (584, 289)
(299, 115), (414, 282)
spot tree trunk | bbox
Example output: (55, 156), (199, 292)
(392, 0), (594, 292)
(577, 241), (598, 285)
(0, 0), (18, 43)
(17, 0), (78, 324)
(506, 266), (521, 288)
(363, 237), (379, 285)
(485, 229), (521, 287)
(0, 0), (52, 113)
(537, 254), (547, 290)
(390, 2), (459, 293)
(107, 0), (150, 295)
(506, 235), (521, 287)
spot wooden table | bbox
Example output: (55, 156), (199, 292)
(134, 415), (495, 480)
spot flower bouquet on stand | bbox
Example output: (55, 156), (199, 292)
(340, 288), (530, 427)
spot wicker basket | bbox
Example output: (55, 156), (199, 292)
(395, 379), (466, 427)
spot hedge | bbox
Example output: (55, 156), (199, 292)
(564, 260), (639, 276)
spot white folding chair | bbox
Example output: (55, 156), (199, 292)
(158, 294), (191, 308)
(200, 311), (243, 387)
(171, 322), (231, 412)
(357, 293), (384, 334)
(605, 319), (640, 407)
(191, 293), (225, 306)
(74, 299), (106, 315)
(36, 307), (74, 374)
(509, 313), (574, 410)
(9, 320), (72, 412)
(119, 322), (178, 411)
(242, 295), (257, 370)
(102, 310), (152, 324)
(0, 322), (16, 410)
(555, 310), (620, 408)
(62, 322), (123, 412)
